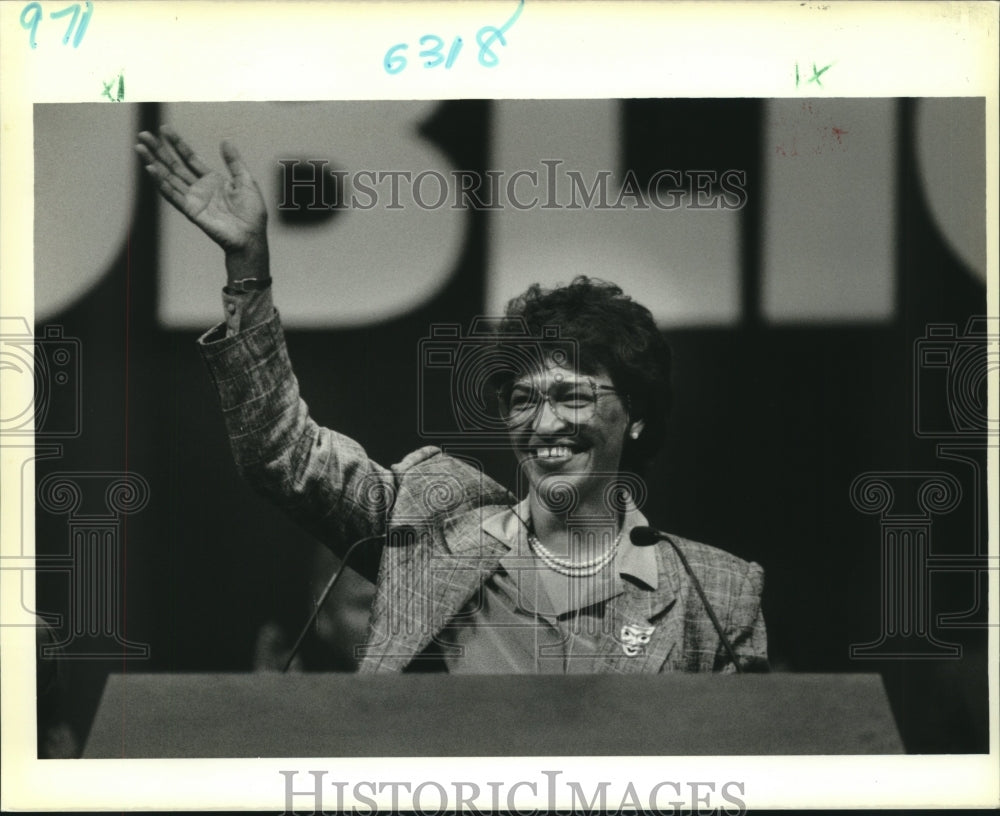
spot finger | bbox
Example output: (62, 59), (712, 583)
(134, 141), (154, 163)
(155, 125), (199, 186)
(140, 157), (189, 199)
(138, 129), (173, 165)
(160, 124), (211, 178)
(135, 141), (171, 179)
(135, 140), (163, 168)
(141, 163), (191, 214)
(138, 130), (196, 187)
(219, 139), (253, 184)
(135, 143), (189, 197)
(136, 131), (166, 160)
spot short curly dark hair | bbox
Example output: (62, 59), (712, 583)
(498, 276), (672, 471)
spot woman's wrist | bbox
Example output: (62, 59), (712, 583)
(225, 234), (270, 285)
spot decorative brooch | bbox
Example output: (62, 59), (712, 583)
(620, 623), (656, 656)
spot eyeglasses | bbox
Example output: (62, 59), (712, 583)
(496, 376), (626, 427)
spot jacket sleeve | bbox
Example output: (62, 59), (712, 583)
(197, 308), (394, 577)
(717, 560), (769, 674)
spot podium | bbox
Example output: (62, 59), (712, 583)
(83, 672), (903, 757)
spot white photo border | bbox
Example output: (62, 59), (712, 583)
(1, 1), (997, 811)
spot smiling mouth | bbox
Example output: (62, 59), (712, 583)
(532, 445), (582, 460)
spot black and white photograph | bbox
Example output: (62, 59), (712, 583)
(1, 2), (997, 812)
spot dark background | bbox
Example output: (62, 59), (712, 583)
(32, 98), (989, 756)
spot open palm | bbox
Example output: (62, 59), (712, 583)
(136, 126), (266, 253)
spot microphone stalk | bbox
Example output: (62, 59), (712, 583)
(630, 526), (745, 674)
(282, 533), (384, 673)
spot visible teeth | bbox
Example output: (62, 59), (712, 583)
(537, 446), (571, 459)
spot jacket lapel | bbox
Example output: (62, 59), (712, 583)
(357, 505), (511, 673)
(595, 544), (682, 673)
(362, 501), (688, 674)
(429, 505), (512, 621)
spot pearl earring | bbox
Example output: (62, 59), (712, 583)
(630, 429), (640, 439)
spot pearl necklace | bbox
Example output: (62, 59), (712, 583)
(527, 527), (624, 577)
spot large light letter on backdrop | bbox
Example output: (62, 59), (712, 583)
(158, 102), (464, 329)
(34, 105), (140, 323)
(761, 99), (896, 323)
(487, 100), (742, 328)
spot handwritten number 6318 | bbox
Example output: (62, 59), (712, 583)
(384, 0), (524, 74)
(20, 1), (93, 49)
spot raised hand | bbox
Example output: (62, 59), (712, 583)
(135, 126), (269, 276)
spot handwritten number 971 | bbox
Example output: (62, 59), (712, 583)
(20, 1), (93, 49)
(384, 0), (523, 74)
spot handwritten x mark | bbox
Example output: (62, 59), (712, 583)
(806, 62), (833, 86)
(795, 61), (834, 88)
(101, 73), (124, 103)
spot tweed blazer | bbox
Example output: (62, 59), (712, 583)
(199, 312), (768, 674)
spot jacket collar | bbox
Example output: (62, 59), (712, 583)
(441, 496), (674, 622)
(431, 498), (682, 673)
(482, 496), (660, 590)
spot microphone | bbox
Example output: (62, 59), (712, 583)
(630, 526), (745, 674)
(629, 525), (661, 548)
(282, 532), (386, 673)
